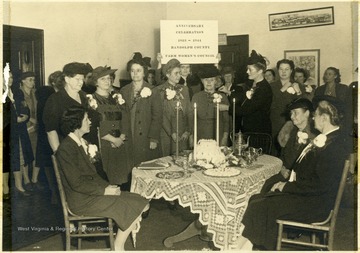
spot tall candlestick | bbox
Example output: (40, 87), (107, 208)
(176, 101), (180, 158)
(193, 103), (197, 160)
(216, 101), (220, 145)
(232, 98), (236, 151)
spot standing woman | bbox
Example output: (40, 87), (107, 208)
(230, 50), (272, 134)
(86, 66), (133, 186)
(270, 59), (302, 155)
(155, 59), (191, 156)
(294, 67), (315, 101)
(7, 71), (34, 196)
(119, 58), (162, 166)
(43, 62), (88, 153)
(190, 65), (229, 146)
(36, 70), (64, 202)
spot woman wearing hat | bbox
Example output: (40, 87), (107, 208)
(155, 58), (191, 156)
(261, 98), (319, 193)
(5, 70), (34, 197)
(43, 62), (88, 153)
(86, 66), (133, 186)
(119, 58), (162, 166)
(236, 95), (348, 250)
(230, 50), (273, 134)
(189, 65), (229, 146)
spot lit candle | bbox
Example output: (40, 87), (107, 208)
(193, 103), (197, 160)
(216, 101), (220, 145)
(176, 101), (180, 158)
(232, 98), (236, 151)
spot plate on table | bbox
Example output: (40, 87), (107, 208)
(156, 171), (185, 179)
(203, 167), (241, 177)
(137, 160), (171, 170)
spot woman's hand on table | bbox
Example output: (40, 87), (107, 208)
(104, 185), (121, 196)
(270, 181), (286, 192)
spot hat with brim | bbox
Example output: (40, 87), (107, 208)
(312, 95), (345, 114)
(21, 71), (35, 80)
(287, 98), (314, 112)
(198, 65), (220, 79)
(92, 66), (117, 81)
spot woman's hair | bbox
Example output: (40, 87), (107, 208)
(126, 58), (149, 78)
(326, 67), (342, 83)
(265, 69), (276, 77)
(62, 62), (88, 78)
(317, 100), (342, 126)
(294, 67), (309, 82)
(48, 71), (65, 90)
(61, 106), (87, 136)
(276, 59), (295, 71)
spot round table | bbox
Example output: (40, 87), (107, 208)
(131, 154), (282, 250)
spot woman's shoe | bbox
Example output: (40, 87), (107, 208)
(3, 193), (10, 200)
(24, 183), (34, 192)
(13, 187), (31, 197)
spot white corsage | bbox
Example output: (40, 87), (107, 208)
(246, 88), (255, 99)
(112, 93), (125, 105)
(212, 93), (222, 103)
(166, 88), (176, 100)
(87, 144), (100, 163)
(86, 94), (98, 109)
(313, 134), (327, 148)
(140, 87), (152, 98)
(286, 86), (296, 94)
(297, 131), (309, 144)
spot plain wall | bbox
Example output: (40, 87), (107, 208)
(3, 1), (357, 85)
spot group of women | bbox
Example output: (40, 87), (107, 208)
(3, 47), (354, 250)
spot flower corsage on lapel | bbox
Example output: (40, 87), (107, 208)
(164, 85), (184, 110)
(87, 144), (100, 163)
(297, 131), (309, 144)
(112, 93), (125, 105)
(132, 87), (152, 108)
(246, 88), (256, 100)
(212, 93), (223, 103)
(86, 94), (98, 110)
(296, 133), (327, 163)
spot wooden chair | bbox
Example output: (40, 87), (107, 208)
(243, 132), (272, 155)
(51, 155), (115, 251)
(276, 159), (350, 251)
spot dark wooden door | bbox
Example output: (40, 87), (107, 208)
(3, 25), (44, 89)
(219, 35), (249, 84)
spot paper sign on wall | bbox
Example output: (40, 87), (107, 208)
(160, 20), (218, 64)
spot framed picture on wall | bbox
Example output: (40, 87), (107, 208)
(269, 6), (334, 31)
(284, 49), (320, 86)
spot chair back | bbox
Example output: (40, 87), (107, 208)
(243, 132), (272, 155)
(51, 155), (72, 221)
(328, 159), (350, 247)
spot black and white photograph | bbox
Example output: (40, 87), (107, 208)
(2, 0), (358, 251)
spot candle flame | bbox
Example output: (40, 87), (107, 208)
(233, 98), (236, 102)
(194, 103), (197, 108)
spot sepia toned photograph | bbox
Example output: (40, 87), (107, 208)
(2, 0), (357, 252)
(269, 6), (335, 31)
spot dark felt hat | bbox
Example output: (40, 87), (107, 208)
(162, 59), (181, 76)
(287, 98), (314, 112)
(63, 62), (88, 77)
(21, 71), (35, 80)
(91, 66), (117, 81)
(247, 50), (266, 66)
(198, 65), (220, 79)
(312, 95), (345, 114)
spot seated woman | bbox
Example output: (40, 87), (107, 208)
(56, 106), (149, 251)
(261, 98), (319, 193)
(236, 95), (348, 250)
